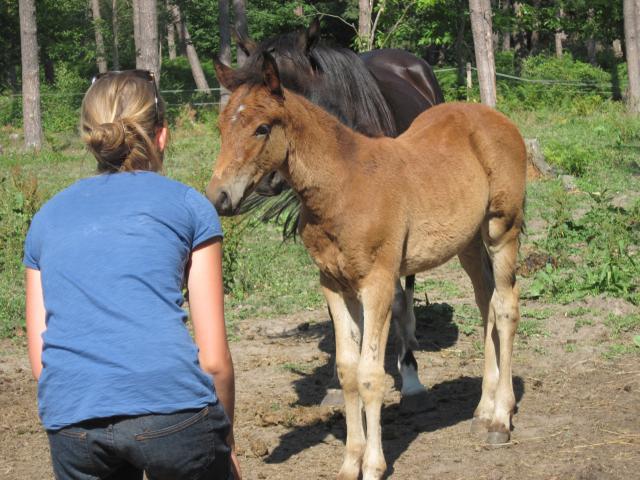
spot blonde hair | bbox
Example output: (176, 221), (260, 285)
(81, 72), (166, 173)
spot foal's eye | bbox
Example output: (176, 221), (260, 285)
(254, 124), (271, 137)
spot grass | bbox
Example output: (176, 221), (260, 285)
(0, 119), (324, 339)
(1, 99), (639, 345)
(518, 318), (547, 338)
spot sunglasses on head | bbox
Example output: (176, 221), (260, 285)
(91, 69), (161, 126)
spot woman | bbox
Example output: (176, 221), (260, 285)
(24, 70), (241, 480)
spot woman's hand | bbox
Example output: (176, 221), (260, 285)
(230, 450), (242, 480)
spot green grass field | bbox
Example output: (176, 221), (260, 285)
(1, 102), (639, 349)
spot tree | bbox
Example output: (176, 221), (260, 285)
(134, 0), (160, 79)
(91, 0), (108, 73)
(166, 0), (177, 60)
(219, 0), (231, 107)
(232, 0), (249, 66)
(359, 0), (373, 50)
(624, 0), (640, 113)
(19, 0), (43, 150)
(171, 3), (210, 92)
(469, 0), (496, 107)
(501, 0), (511, 51)
(555, 7), (566, 58)
(112, 0), (120, 69)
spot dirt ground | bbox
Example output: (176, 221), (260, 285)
(1, 255), (639, 480)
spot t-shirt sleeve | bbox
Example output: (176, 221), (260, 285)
(23, 214), (42, 270)
(185, 187), (224, 249)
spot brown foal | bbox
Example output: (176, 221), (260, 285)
(208, 53), (526, 480)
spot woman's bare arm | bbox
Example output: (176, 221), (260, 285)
(25, 268), (46, 380)
(187, 239), (238, 461)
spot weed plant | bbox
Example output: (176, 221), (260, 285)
(0, 168), (42, 337)
(526, 185), (639, 304)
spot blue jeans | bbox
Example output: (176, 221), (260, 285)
(47, 404), (232, 480)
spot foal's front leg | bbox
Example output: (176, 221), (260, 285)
(320, 276), (365, 480)
(359, 274), (395, 480)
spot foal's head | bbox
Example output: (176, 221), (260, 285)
(207, 53), (288, 215)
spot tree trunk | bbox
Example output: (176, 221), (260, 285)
(173, 5), (209, 92)
(232, 0), (249, 66)
(586, 8), (597, 65)
(455, 0), (467, 89)
(624, 0), (640, 113)
(530, 0), (540, 53)
(132, 0), (141, 60)
(470, 0), (497, 107)
(135, 0), (160, 80)
(166, 0), (177, 60)
(19, 0), (43, 150)
(501, 0), (511, 50)
(42, 45), (55, 84)
(91, 0), (108, 73)
(112, 0), (120, 69)
(555, 8), (565, 58)
(358, 0), (373, 51)
(219, 0), (231, 108)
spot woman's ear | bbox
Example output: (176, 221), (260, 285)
(156, 126), (168, 152)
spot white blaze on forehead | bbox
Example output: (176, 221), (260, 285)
(231, 104), (246, 123)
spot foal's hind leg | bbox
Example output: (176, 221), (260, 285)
(458, 233), (497, 434)
(484, 217), (522, 444)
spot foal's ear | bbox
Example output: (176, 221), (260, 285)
(262, 52), (283, 99)
(214, 57), (236, 91)
(233, 28), (257, 57)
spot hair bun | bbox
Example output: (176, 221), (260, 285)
(86, 122), (129, 168)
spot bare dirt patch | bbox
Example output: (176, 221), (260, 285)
(1, 268), (638, 479)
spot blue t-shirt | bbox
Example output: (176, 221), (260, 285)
(23, 171), (223, 430)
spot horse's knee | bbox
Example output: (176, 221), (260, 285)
(337, 361), (359, 392)
(357, 366), (385, 403)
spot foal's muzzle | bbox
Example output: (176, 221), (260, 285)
(213, 188), (233, 215)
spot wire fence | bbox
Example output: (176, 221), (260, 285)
(1, 68), (624, 101)
(0, 67), (626, 133)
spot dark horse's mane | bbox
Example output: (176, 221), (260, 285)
(237, 33), (396, 137)
(233, 33), (397, 236)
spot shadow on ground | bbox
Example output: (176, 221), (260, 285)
(266, 375), (525, 477)
(264, 302), (524, 474)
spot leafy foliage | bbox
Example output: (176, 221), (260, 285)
(526, 186), (639, 305)
(0, 168), (42, 337)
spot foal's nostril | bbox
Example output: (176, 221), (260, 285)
(215, 190), (232, 215)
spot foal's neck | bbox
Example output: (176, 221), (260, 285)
(281, 90), (363, 212)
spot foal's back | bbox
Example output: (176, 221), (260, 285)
(368, 102), (527, 275)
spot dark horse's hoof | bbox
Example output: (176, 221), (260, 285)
(399, 390), (436, 413)
(320, 388), (345, 407)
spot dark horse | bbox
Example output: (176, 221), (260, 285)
(230, 18), (445, 406)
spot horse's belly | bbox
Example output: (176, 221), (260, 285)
(400, 211), (485, 276)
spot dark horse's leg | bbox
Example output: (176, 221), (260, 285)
(393, 276), (434, 411)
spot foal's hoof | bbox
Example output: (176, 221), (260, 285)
(486, 430), (511, 445)
(320, 388), (345, 407)
(399, 390), (436, 413)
